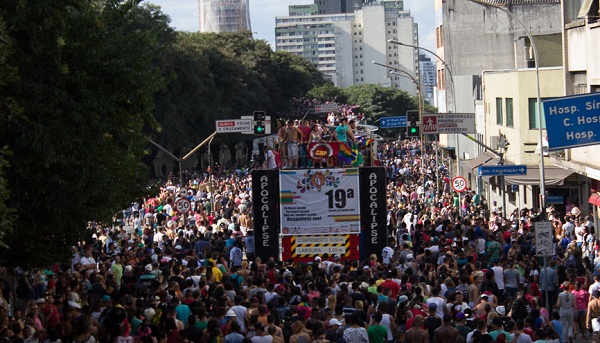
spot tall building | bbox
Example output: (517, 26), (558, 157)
(275, 1), (419, 94)
(418, 53), (436, 106)
(314, 0), (363, 14)
(199, 0), (251, 33)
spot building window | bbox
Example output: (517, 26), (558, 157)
(506, 98), (514, 127)
(496, 98), (503, 125)
(529, 98), (547, 129)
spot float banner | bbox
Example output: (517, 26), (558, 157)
(252, 169), (280, 261)
(359, 167), (388, 262)
(279, 169), (360, 235)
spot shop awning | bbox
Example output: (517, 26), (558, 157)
(464, 151), (498, 171)
(505, 166), (573, 186)
(589, 194), (600, 206)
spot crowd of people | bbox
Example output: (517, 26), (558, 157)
(0, 120), (599, 343)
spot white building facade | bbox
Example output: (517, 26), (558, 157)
(275, 1), (419, 94)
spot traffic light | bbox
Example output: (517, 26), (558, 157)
(253, 111), (266, 135)
(406, 110), (420, 137)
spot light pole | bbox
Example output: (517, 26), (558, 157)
(387, 39), (461, 180)
(466, 0), (546, 216)
(467, 0), (547, 309)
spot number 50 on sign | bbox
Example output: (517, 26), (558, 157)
(452, 176), (467, 192)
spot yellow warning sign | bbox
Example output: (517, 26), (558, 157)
(291, 235), (351, 258)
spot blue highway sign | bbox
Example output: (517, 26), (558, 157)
(379, 116), (407, 128)
(543, 92), (600, 150)
(478, 165), (527, 176)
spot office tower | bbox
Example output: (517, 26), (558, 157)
(199, 0), (251, 33)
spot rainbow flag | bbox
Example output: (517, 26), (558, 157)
(339, 142), (352, 157)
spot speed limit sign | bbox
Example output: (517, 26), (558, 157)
(451, 176), (467, 192)
(175, 198), (191, 213)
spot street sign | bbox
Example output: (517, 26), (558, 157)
(543, 92), (600, 151)
(546, 195), (564, 204)
(422, 113), (475, 134)
(534, 221), (554, 256)
(215, 119), (253, 133)
(379, 116), (407, 128)
(175, 198), (191, 213)
(315, 103), (339, 113)
(452, 176), (467, 192)
(178, 188), (187, 197)
(478, 165), (527, 176)
(240, 115), (272, 134)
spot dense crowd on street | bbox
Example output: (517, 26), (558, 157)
(1, 117), (600, 343)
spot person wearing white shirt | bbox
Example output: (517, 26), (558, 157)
(80, 250), (96, 274)
(491, 260), (505, 296)
(382, 245), (395, 265)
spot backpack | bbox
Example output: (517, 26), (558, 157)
(230, 273), (242, 291)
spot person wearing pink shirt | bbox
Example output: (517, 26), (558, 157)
(572, 280), (589, 339)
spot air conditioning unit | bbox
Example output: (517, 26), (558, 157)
(490, 136), (499, 150)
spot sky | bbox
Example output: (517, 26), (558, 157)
(145, 0), (436, 52)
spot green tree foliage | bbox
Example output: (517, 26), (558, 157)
(0, 18), (17, 248)
(152, 31), (328, 153)
(306, 83), (348, 104)
(0, 0), (171, 268)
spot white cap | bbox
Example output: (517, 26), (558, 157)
(68, 301), (81, 309)
(329, 318), (343, 326)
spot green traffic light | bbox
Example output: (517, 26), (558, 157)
(410, 128), (417, 133)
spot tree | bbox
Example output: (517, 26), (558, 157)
(0, 0), (171, 268)
(151, 31), (328, 159)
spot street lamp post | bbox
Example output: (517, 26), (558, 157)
(372, 61), (434, 192)
(465, 0), (546, 216)
(387, 39), (461, 181)
(467, 0), (548, 310)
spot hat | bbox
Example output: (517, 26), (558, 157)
(283, 270), (293, 277)
(406, 254), (414, 260)
(35, 298), (45, 304)
(102, 295), (111, 302)
(175, 245), (182, 250)
(275, 284), (285, 291)
(68, 301), (81, 309)
(398, 295), (409, 304)
(428, 303), (437, 311)
(144, 308), (156, 321)
(315, 256), (321, 261)
(145, 264), (153, 272)
(329, 318), (343, 326)
(125, 265), (133, 273)
(496, 306), (506, 315)
(455, 312), (465, 320)
(334, 254), (341, 260)
(226, 309), (236, 317)
(480, 294), (488, 299)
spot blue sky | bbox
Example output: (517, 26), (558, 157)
(146, 0), (435, 52)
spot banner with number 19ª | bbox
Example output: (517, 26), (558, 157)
(279, 169), (361, 236)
